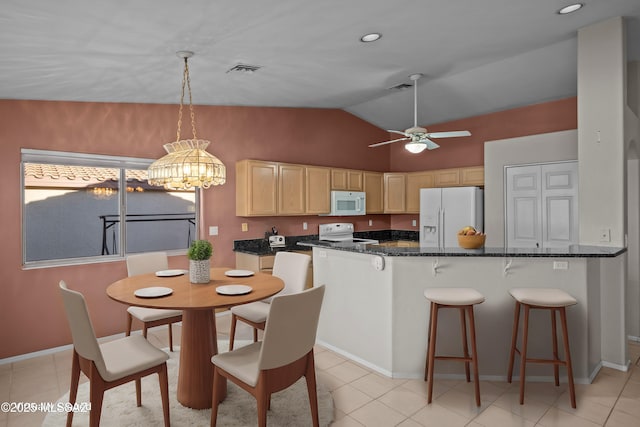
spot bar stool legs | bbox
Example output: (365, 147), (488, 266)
(507, 288), (577, 409)
(423, 288), (484, 407)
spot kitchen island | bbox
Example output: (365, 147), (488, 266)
(298, 241), (627, 384)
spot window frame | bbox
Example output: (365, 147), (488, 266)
(21, 148), (200, 269)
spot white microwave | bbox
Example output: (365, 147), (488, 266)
(321, 191), (366, 216)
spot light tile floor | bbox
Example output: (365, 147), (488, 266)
(1, 316), (639, 427)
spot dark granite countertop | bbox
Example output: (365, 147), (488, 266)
(296, 240), (627, 258)
(233, 229), (419, 256)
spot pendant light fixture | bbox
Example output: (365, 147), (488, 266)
(148, 51), (226, 190)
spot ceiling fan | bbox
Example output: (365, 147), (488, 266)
(369, 73), (471, 154)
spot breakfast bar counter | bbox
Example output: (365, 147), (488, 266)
(297, 240), (625, 257)
(302, 242), (627, 384)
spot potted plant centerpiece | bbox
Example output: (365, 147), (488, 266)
(187, 239), (213, 284)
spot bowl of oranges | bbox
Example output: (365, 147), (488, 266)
(457, 226), (486, 249)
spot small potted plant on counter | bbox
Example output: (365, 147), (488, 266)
(188, 239), (213, 283)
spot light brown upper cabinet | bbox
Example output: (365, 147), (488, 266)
(236, 160), (278, 216)
(384, 173), (406, 213)
(460, 166), (485, 186)
(331, 168), (363, 191)
(434, 168), (461, 187)
(305, 166), (331, 214)
(363, 171), (384, 214)
(237, 160), (331, 216)
(238, 159), (483, 216)
(406, 171), (435, 213)
(278, 164), (305, 215)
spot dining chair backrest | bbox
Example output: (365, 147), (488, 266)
(126, 252), (169, 277)
(258, 285), (325, 370)
(59, 281), (108, 378)
(271, 251), (311, 296)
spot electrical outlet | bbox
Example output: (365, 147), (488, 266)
(209, 226), (218, 236)
(412, 219), (417, 227)
(241, 223), (248, 232)
(553, 261), (568, 270)
(303, 222), (308, 230)
(369, 219), (373, 226)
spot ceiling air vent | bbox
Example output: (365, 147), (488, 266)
(226, 64), (262, 73)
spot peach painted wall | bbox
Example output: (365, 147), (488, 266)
(0, 100), (389, 358)
(0, 97), (577, 358)
(390, 97), (578, 231)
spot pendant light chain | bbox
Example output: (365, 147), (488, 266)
(175, 57), (199, 142)
(147, 51), (226, 190)
(184, 58), (198, 140)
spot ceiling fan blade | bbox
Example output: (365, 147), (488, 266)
(369, 137), (409, 148)
(423, 138), (440, 150)
(386, 129), (409, 137)
(426, 130), (471, 138)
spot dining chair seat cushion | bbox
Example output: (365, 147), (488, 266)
(509, 288), (577, 307)
(423, 288), (485, 306)
(127, 306), (182, 322)
(99, 335), (169, 382)
(211, 342), (262, 387)
(230, 301), (270, 323)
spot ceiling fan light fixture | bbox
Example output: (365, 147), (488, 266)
(360, 33), (382, 42)
(557, 3), (583, 14)
(404, 141), (427, 154)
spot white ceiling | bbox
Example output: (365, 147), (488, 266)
(1, 0), (639, 132)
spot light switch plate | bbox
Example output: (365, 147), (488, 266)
(209, 226), (218, 236)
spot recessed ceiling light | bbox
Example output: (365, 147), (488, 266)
(558, 3), (583, 14)
(360, 33), (382, 43)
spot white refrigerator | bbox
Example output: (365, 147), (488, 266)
(420, 187), (484, 248)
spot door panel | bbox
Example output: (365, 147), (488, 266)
(506, 165), (541, 248)
(506, 161), (578, 249)
(513, 197), (539, 242)
(541, 162), (578, 248)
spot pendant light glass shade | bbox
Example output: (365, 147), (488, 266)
(404, 141), (427, 154)
(148, 140), (226, 189)
(148, 51), (226, 190)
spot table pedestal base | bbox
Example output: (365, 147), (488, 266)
(177, 309), (226, 408)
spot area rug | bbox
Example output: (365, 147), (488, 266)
(43, 346), (334, 426)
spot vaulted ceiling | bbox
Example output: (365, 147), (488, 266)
(1, 0), (639, 132)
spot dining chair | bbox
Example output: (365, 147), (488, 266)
(125, 252), (182, 351)
(211, 285), (325, 427)
(228, 251), (311, 351)
(59, 281), (170, 427)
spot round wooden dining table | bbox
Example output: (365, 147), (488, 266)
(106, 267), (284, 409)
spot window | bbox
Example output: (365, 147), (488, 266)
(21, 149), (197, 267)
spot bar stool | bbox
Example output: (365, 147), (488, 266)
(423, 288), (485, 407)
(507, 288), (577, 408)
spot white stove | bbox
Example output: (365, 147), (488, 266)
(318, 223), (378, 244)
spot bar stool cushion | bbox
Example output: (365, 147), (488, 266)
(509, 288), (577, 307)
(423, 288), (485, 305)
